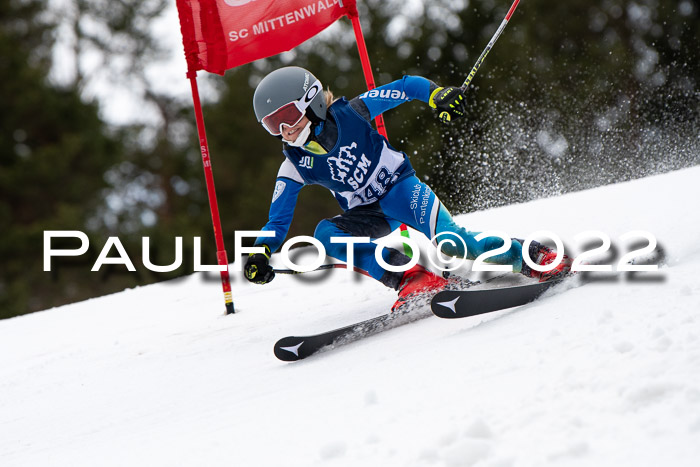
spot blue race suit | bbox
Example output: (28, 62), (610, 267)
(255, 76), (523, 289)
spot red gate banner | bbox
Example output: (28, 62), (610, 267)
(177, 0), (356, 75)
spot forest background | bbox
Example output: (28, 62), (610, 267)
(1, 0), (698, 319)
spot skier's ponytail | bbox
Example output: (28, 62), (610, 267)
(325, 88), (337, 109)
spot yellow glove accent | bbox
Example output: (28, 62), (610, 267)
(428, 87), (444, 109)
(245, 265), (258, 280)
(249, 244), (271, 260)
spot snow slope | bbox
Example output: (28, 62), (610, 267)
(2, 167), (700, 467)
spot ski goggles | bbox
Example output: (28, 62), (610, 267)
(261, 79), (322, 136)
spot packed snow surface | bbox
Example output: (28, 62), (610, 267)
(2, 167), (700, 467)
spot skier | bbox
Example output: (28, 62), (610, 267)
(244, 66), (570, 309)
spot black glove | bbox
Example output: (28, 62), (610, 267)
(429, 86), (467, 123)
(244, 245), (275, 284)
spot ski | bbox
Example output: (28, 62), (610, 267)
(431, 278), (567, 319)
(273, 305), (433, 362)
(274, 276), (570, 361)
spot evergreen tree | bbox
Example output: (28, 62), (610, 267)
(0, 0), (122, 318)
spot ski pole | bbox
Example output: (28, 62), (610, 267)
(440, 0), (522, 122)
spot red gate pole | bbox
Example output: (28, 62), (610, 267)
(346, 9), (388, 139)
(188, 70), (235, 314)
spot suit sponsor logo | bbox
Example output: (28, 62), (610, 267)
(359, 89), (409, 100)
(272, 180), (286, 203)
(299, 155), (313, 169)
(410, 183), (433, 225)
(328, 142), (372, 190)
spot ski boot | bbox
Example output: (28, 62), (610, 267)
(521, 242), (572, 282)
(392, 264), (448, 312)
